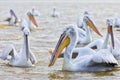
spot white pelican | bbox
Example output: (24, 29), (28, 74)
(108, 19), (120, 60)
(51, 7), (60, 17)
(77, 11), (89, 30)
(31, 8), (40, 16)
(109, 37), (120, 60)
(27, 11), (38, 31)
(86, 19), (110, 50)
(86, 19), (114, 50)
(5, 9), (18, 26)
(86, 19), (120, 60)
(77, 13), (103, 45)
(48, 25), (118, 72)
(114, 17), (120, 28)
(0, 21), (37, 67)
(57, 14), (103, 58)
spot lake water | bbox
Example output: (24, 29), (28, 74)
(0, 1), (120, 80)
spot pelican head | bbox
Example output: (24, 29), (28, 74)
(19, 18), (28, 31)
(32, 8), (35, 12)
(53, 7), (56, 12)
(83, 15), (103, 37)
(27, 12), (38, 27)
(48, 25), (78, 67)
(23, 26), (30, 36)
(106, 19), (113, 26)
(106, 19), (114, 49)
(83, 11), (89, 16)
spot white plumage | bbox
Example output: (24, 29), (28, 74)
(114, 17), (120, 28)
(48, 25), (118, 72)
(5, 9), (18, 26)
(51, 7), (60, 17)
(0, 21), (37, 67)
(86, 19), (120, 60)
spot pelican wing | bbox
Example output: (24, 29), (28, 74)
(1, 45), (17, 60)
(86, 39), (104, 50)
(91, 49), (118, 66)
(29, 50), (37, 64)
(109, 37), (120, 60)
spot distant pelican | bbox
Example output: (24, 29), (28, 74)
(27, 11), (38, 30)
(51, 7), (60, 17)
(77, 12), (103, 45)
(31, 8), (40, 16)
(5, 9), (18, 26)
(0, 21), (37, 67)
(114, 17), (120, 28)
(77, 11), (89, 30)
(86, 19), (114, 50)
(48, 25), (118, 72)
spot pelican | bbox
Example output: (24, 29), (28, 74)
(86, 19), (114, 50)
(27, 11), (38, 31)
(108, 19), (120, 60)
(86, 19), (111, 50)
(77, 13), (103, 45)
(58, 14), (103, 58)
(48, 25), (118, 72)
(51, 7), (60, 17)
(86, 19), (120, 60)
(77, 11), (89, 30)
(0, 20), (37, 67)
(5, 9), (18, 26)
(31, 8), (40, 16)
(114, 17), (120, 28)
(109, 37), (120, 60)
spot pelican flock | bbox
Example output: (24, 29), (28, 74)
(48, 25), (118, 72)
(0, 6), (120, 73)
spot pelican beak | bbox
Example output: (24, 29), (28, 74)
(108, 25), (114, 49)
(48, 32), (70, 67)
(28, 14), (38, 27)
(85, 17), (103, 37)
(25, 34), (29, 61)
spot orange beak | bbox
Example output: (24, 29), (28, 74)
(85, 17), (103, 37)
(28, 14), (38, 27)
(48, 32), (70, 67)
(108, 25), (114, 49)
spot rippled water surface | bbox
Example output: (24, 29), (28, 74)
(0, 1), (120, 80)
